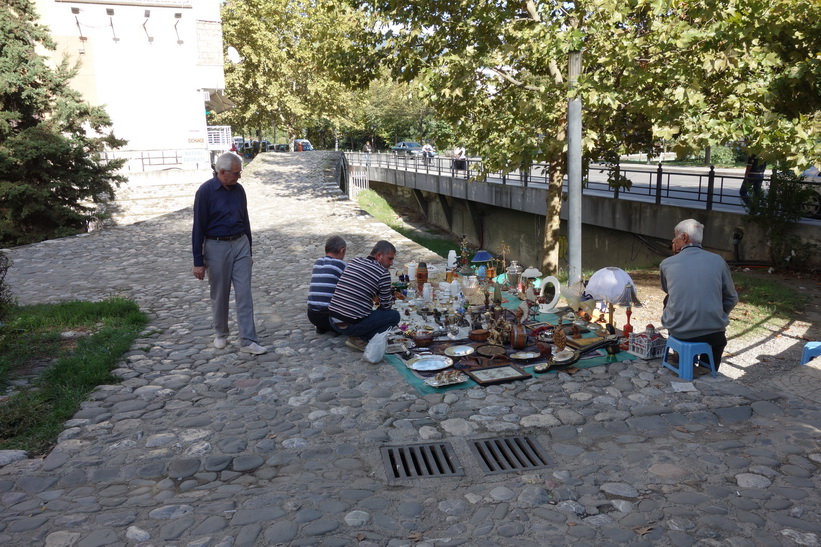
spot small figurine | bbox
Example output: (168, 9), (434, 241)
(554, 327), (567, 351)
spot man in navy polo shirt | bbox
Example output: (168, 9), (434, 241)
(192, 152), (266, 354)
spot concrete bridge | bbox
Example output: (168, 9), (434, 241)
(343, 152), (821, 271)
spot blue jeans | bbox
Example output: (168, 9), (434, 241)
(331, 309), (400, 341)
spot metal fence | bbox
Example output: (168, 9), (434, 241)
(343, 151), (754, 211)
(348, 169), (369, 199)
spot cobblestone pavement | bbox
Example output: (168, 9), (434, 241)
(1, 152), (819, 546)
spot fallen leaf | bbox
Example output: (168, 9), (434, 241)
(407, 531), (424, 542)
(268, 434), (277, 439)
(356, 533), (366, 541)
(673, 426), (688, 433)
(634, 526), (654, 536)
(567, 522), (577, 527)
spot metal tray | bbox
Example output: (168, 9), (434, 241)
(444, 345), (475, 357)
(407, 355), (454, 371)
(424, 373), (469, 388)
(510, 351), (541, 361)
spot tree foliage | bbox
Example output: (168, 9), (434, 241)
(344, 0), (821, 272)
(0, 0), (126, 246)
(219, 0), (362, 146)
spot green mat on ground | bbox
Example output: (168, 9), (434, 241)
(383, 293), (638, 395)
(384, 350), (638, 395)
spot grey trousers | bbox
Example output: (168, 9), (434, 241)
(204, 235), (259, 345)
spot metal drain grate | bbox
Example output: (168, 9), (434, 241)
(469, 435), (552, 475)
(381, 442), (465, 480)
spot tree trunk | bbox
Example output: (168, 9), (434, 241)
(541, 161), (564, 274)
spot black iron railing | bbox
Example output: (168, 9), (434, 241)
(345, 151), (755, 210)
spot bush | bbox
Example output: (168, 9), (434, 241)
(0, 252), (15, 321)
(708, 145), (736, 166)
(744, 166), (818, 267)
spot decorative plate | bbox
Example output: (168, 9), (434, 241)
(444, 345), (475, 358)
(407, 355), (454, 371)
(510, 351), (541, 361)
(476, 344), (507, 357)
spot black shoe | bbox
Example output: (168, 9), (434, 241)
(316, 326), (328, 334)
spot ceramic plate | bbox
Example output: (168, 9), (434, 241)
(444, 345), (475, 357)
(553, 349), (575, 363)
(510, 351), (540, 360)
(407, 355), (454, 371)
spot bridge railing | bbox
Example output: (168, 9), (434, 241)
(346, 151), (755, 210)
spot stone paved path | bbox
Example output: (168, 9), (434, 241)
(1, 152), (820, 546)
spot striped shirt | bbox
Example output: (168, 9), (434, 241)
(307, 257), (346, 311)
(328, 256), (393, 322)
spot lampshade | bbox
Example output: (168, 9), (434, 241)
(471, 250), (493, 263)
(585, 267), (642, 307)
(521, 267), (543, 278)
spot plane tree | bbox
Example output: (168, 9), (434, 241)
(0, 0), (126, 246)
(219, 0), (360, 147)
(338, 0), (821, 272)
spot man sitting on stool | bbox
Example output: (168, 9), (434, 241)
(660, 219), (738, 373)
(328, 240), (401, 351)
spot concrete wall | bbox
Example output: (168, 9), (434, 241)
(365, 169), (821, 271)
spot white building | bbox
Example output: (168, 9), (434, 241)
(34, 0), (232, 173)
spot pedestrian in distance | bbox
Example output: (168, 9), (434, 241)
(739, 155), (766, 208)
(422, 141), (435, 165)
(363, 141), (372, 167)
(192, 152), (267, 355)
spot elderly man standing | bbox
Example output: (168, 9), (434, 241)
(328, 240), (401, 351)
(307, 235), (347, 334)
(192, 152), (266, 354)
(660, 219), (738, 372)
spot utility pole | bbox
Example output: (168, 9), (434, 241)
(567, 51), (583, 288)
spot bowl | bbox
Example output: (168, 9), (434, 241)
(469, 329), (490, 342)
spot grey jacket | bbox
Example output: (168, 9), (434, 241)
(660, 246), (738, 339)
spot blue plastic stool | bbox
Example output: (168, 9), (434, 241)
(801, 341), (821, 365)
(661, 336), (716, 380)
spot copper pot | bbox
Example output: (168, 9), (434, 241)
(413, 332), (434, 347)
(469, 329), (490, 342)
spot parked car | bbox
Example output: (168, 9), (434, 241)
(391, 141), (424, 157)
(294, 139), (314, 151)
(260, 140), (270, 152)
(801, 166), (821, 218)
(273, 143), (288, 152)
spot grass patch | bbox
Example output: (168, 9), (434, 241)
(730, 272), (808, 337)
(0, 297), (147, 456)
(356, 189), (456, 258)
